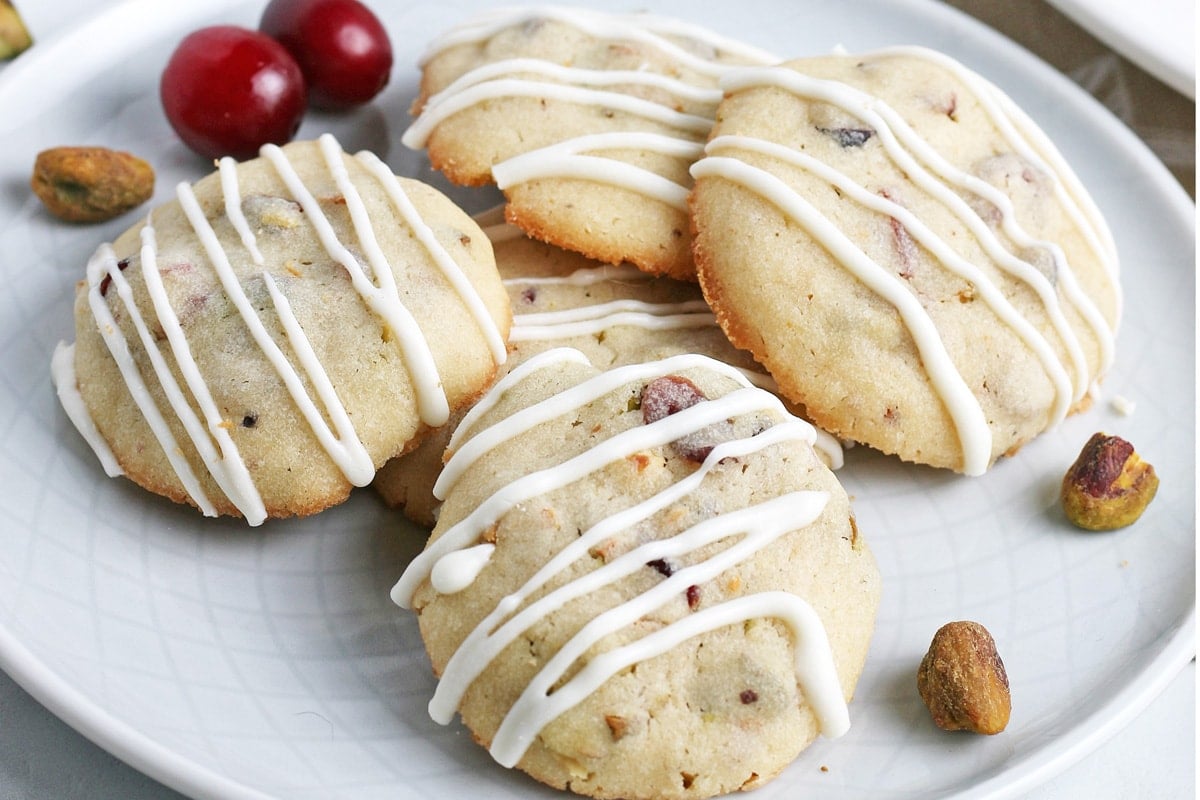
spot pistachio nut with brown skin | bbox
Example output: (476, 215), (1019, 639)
(918, 620), (1011, 735)
(31, 147), (155, 223)
(1061, 433), (1159, 531)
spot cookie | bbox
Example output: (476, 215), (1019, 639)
(392, 349), (881, 799)
(690, 47), (1121, 474)
(402, 6), (779, 281)
(372, 216), (841, 527)
(53, 135), (511, 524)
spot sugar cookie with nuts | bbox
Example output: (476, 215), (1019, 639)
(53, 135), (511, 524)
(690, 47), (1121, 474)
(402, 5), (778, 281)
(393, 349), (881, 799)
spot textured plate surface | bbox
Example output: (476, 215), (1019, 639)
(0, 1), (1193, 799)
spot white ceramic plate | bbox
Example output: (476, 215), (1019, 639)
(0, 1), (1194, 798)
(1043, 0), (1195, 99)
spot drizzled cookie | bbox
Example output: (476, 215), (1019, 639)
(393, 349), (880, 799)
(373, 215), (841, 527)
(690, 48), (1121, 474)
(402, 5), (779, 281)
(53, 135), (511, 524)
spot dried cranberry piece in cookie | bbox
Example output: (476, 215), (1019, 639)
(640, 375), (735, 463)
(98, 257), (133, 298)
(641, 375), (706, 423)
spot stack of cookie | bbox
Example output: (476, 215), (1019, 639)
(402, 6), (1120, 480)
(387, 7), (1118, 797)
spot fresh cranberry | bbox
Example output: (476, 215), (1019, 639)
(260, 0), (393, 110)
(160, 26), (307, 160)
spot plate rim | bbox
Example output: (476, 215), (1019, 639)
(0, 625), (273, 800)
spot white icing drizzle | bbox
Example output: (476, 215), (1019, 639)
(260, 275), (376, 482)
(84, 239), (220, 520)
(353, 147), (508, 366)
(721, 54), (1116, 375)
(219, 157), (264, 266)
(813, 429), (845, 470)
(493, 589), (845, 766)
(431, 351), (780, 502)
(514, 298), (710, 326)
(50, 341), (123, 477)
(706, 134), (1077, 424)
(404, 7), (779, 216)
(415, 5), (779, 72)
(492, 132), (704, 210)
(403, 58), (722, 151)
(397, 376), (809, 607)
(446, 346), (593, 454)
(261, 138), (452, 426)
(510, 299), (715, 341)
(431, 542), (496, 594)
(872, 46), (1119, 283)
(428, 422), (824, 719)
(395, 348), (850, 767)
(429, 57), (725, 106)
(497, 251), (842, 467)
(62, 134), (503, 521)
(693, 155), (993, 475)
(992, 85), (1120, 282)
(894, 51), (1120, 365)
(135, 217), (269, 522)
(719, 365), (843, 469)
(502, 261), (649, 287)
(177, 179), (376, 490)
(404, 78), (713, 151)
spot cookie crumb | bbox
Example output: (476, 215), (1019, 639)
(1110, 395), (1136, 416)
